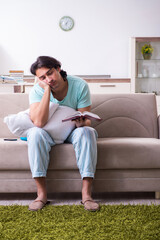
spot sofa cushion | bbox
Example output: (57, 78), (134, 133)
(1, 137), (160, 171)
(0, 139), (29, 169)
(97, 137), (160, 169)
(0, 139), (77, 170)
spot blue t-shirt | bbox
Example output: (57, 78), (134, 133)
(29, 75), (91, 110)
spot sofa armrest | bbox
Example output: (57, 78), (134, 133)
(158, 115), (160, 139)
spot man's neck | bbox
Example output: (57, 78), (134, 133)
(51, 80), (68, 101)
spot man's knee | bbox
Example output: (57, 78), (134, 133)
(74, 126), (97, 141)
(27, 127), (46, 142)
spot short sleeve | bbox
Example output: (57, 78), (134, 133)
(29, 84), (44, 104)
(77, 82), (91, 109)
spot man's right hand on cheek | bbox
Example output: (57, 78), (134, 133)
(38, 80), (51, 90)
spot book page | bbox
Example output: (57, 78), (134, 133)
(83, 111), (101, 120)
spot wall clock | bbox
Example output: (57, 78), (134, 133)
(59, 16), (74, 31)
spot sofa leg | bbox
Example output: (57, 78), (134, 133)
(155, 192), (160, 199)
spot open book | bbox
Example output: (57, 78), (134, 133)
(62, 111), (102, 122)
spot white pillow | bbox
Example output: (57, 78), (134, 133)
(44, 106), (76, 143)
(4, 102), (58, 138)
(4, 104), (76, 144)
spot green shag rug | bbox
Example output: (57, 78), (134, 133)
(0, 204), (160, 240)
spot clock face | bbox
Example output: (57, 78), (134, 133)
(59, 16), (74, 31)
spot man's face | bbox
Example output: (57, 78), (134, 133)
(36, 67), (62, 89)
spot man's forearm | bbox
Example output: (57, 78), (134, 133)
(30, 85), (51, 127)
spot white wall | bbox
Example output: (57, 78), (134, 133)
(0, 0), (160, 77)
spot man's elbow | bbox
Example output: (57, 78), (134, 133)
(29, 114), (47, 128)
(33, 120), (45, 128)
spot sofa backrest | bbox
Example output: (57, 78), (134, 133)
(0, 93), (158, 139)
(91, 93), (158, 138)
(0, 93), (29, 138)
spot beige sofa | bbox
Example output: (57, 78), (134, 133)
(0, 93), (160, 198)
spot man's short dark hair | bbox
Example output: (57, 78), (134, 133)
(30, 56), (67, 80)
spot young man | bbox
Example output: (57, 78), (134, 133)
(28, 56), (99, 211)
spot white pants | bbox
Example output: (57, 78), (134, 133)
(27, 126), (98, 179)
